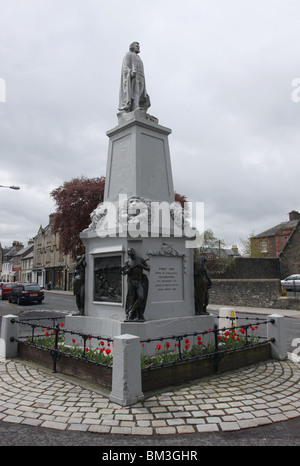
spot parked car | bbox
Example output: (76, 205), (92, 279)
(8, 283), (44, 305)
(1, 282), (18, 300)
(281, 274), (300, 292)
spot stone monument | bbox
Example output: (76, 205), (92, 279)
(65, 42), (214, 354)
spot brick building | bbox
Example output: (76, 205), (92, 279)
(251, 211), (300, 257)
(250, 210), (300, 278)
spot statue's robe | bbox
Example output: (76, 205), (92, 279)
(119, 51), (150, 112)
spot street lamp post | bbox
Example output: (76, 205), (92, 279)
(0, 185), (20, 190)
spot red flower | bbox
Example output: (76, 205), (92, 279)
(100, 340), (104, 346)
(100, 348), (104, 353)
(225, 330), (230, 336)
(60, 322), (64, 327)
(197, 340), (202, 345)
(72, 338), (76, 343)
(85, 347), (89, 352)
(185, 344), (189, 350)
(156, 344), (161, 350)
(185, 338), (190, 344)
(165, 341), (170, 348)
(105, 348), (111, 355)
(45, 331), (49, 336)
(239, 328), (245, 334)
(218, 335), (222, 340)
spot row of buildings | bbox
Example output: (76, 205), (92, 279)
(0, 214), (77, 291)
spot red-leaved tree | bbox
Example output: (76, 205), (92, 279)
(51, 176), (105, 259)
(51, 176), (187, 259)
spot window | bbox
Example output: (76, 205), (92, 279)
(260, 239), (268, 253)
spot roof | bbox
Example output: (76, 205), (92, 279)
(253, 219), (299, 238)
(21, 250), (34, 259)
(14, 244), (34, 257)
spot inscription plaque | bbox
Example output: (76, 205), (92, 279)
(150, 256), (183, 302)
(94, 255), (122, 303)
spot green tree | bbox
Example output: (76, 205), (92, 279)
(195, 229), (233, 272)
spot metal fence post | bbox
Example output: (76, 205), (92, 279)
(50, 324), (60, 373)
(213, 323), (220, 373)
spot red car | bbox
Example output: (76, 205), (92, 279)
(1, 282), (18, 300)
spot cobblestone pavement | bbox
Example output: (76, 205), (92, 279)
(1, 357), (300, 437)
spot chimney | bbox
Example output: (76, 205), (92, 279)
(289, 211), (300, 221)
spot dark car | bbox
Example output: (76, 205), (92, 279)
(9, 283), (44, 305)
(1, 282), (18, 300)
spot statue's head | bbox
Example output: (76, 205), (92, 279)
(127, 248), (136, 257)
(129, 42), (140, 53)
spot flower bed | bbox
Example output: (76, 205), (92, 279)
(18, 342), (113, 389)
(16, 322), (272, 394)
(141, 342), (272, 392)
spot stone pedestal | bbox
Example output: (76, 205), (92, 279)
(66, 110), (210, 356)
(104, 109), (174, 204)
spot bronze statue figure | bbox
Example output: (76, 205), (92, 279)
(194, 256), (211, 315)
(73, 254), (86, 315)
(121, 248), (150, 322)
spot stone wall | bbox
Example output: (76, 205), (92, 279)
(210, 257), (280, 279)
(209, 279), (281, 308)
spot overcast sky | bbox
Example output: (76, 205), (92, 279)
(1, 0), (300, 252)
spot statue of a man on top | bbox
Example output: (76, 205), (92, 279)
(119, 42), (151, 113)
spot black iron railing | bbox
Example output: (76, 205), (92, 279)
(10, 315), (275, 375)
(10, 316), (113, 373)
(140, 316), (275, 371)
